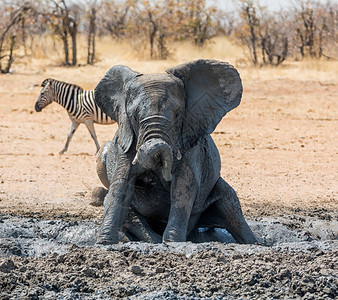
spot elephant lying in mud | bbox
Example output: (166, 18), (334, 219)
(93, 59), (258, 245)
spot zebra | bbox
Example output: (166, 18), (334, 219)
(35, 78), (115, 154)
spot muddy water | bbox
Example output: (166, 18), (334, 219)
(0, 214), (337, 258)
(0, 216), (99, 258)
(0, 214), (337, 299)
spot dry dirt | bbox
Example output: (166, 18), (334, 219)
(0, 59), (337, 299)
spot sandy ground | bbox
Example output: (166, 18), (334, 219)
(0, 58), (337, 299)
(0, 65), (336, 219)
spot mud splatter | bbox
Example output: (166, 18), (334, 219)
(0, 214), (337, 299)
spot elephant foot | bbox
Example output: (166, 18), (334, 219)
(163, 228), (186, 242)
(96, 218), (120, 244)
(97, 230), (130, 245)
(90, 187), (108, 207)
(198, 177), (258, 245)
(96, 235), (114, 245)
(96, 230), (119, 245)
(230, 221), (259, 245)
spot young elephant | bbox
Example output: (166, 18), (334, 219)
(94, 59), (257, 244)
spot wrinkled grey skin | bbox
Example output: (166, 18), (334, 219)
(94, 59), (258, 245)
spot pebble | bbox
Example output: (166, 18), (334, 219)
(0, 259), (16, 273)
(131, 265), (143, 275)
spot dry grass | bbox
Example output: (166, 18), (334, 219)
(239, 59), (338, 82)
(12, 34), (338, 84)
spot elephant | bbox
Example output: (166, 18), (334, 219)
(93, 59), (258, 245)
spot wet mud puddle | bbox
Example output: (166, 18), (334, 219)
(0, 214), (337, 258)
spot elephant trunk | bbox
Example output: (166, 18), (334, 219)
(136, 115), (181, 159)
(133, 138), (173, 181)
(132, 115), (181, 181)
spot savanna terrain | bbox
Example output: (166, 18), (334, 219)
(0, 37), (337, 299)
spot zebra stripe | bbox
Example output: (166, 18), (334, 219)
(35, 78), (116, 154)
(35, 78), (115, 125)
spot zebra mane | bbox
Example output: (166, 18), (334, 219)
(41, 78), (51, 87)
(41, 78), (84, 91)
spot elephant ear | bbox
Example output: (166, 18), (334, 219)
(95, 65), (141, 153)
(166, 59), (242, 150)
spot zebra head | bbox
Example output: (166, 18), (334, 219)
(35, 78), (56, 112)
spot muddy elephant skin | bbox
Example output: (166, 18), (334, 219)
(94, 59), (258, 244)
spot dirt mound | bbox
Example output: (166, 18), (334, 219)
(0, 213), (337, 299)
(0, 240), (337, 299)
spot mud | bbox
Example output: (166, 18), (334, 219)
(0, 213), (337, 299)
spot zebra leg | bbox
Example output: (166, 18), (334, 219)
(84, 120), (100, 153)
(60, 120), (80, 154)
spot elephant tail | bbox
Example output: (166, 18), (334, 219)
(96, 141), (112, 189)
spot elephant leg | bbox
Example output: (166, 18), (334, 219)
(90, 141), (114, 206)
(96, 138), (135, 244)
(98, 178), (135, 244)
(84, 120), (100, 153)
(197, 177), (258, 244)
(90, 186), (108, 206)
(60, 120), (80, 154)
(123, 208), (162, 243)
(90, 186), (161, 242)
(96, 141), (113, 189)
(163, 161), (197, 242)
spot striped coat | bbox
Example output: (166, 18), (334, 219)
(35, 78), (115, 154)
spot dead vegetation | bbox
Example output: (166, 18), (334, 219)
(0, 0), (336, 73)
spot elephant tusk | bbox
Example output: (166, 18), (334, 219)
(132, 153), (139, 165)
(162, 160), (173, 181)
(162, 169), (173, 181)
(176, 150), (182, 160)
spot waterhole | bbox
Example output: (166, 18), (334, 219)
(0, 214), (337, 258)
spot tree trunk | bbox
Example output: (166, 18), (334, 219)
(1, 35), (16, 74)
(150, 29), (156, 58)
(60, 15), (70, 65)
(157, 31), (168, 59)
(297, 28), (305, 58)
(249, 23), (257, 65)
(245, 6), (258, 65)
(91, 32), (95, 64)
(87, 33), (92, 64)
(261, 36), (266, 64)
(87, 7), (96, 65)
(62, 32), (70, 65)
(71, 28), (77, 66)
(0, 4), (30, 70)
(148, 11), (157, 59)
(68, 17), (78, 66)
(21, 18), (27, 55)
(0, 41), (3, 71)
